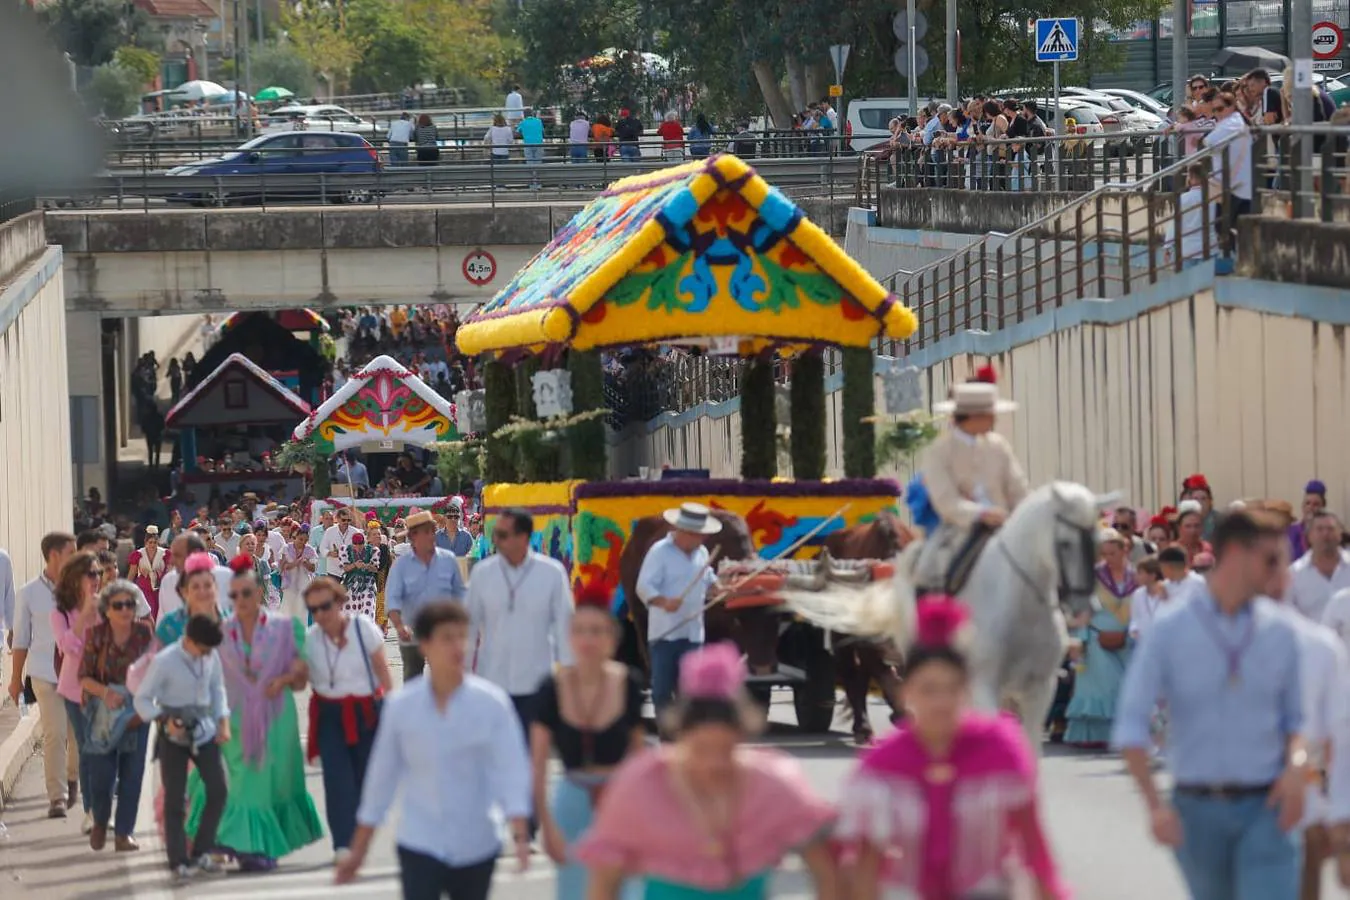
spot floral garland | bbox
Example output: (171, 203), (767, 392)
(490, 408), (610, 441)
(573, 477), (902, 500)
(867, 413), (940, 472)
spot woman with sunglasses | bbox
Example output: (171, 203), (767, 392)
(531, 581), (645, 900)
(51, 550), (105, 833)
(239, 531), (280, 609)
(78, 579), (156, 851)
(185, 556), (323, 871)
(338, 529), (380, 620)
(301, 576), (392, 861)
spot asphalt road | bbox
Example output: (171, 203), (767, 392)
(0, 639), (1337, 899)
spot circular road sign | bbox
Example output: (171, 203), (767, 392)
(462, 249), (497, 286)
(894, 45), (931, 80)
(1313, 21), (1343, 59)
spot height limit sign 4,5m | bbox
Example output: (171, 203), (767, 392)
(1035, 18), (1079, 138)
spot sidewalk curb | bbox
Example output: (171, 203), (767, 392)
(0, 707), (41, 809)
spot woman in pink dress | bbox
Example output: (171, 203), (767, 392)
(574, 642), (839, 900)
(836, 597), (1070, 900)
(130, 526), (167, 619)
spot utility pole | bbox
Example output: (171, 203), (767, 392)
(1290, 0), (1313, 217)
(906, 0), (918, 115)
(945, 0), (957, 103)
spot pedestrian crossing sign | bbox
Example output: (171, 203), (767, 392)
(1035, 18), (1079, 62)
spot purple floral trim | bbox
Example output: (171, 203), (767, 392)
(574, 478), (901, 500)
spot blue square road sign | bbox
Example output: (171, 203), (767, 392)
(1034, 18), (1079, 63)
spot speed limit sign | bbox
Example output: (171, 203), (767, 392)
(462, 249), (497, 286)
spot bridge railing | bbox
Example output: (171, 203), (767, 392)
(39, 153), (853, 211)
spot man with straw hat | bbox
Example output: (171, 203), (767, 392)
(914, 366), (1028, 595)
(635, 502), (722, 719)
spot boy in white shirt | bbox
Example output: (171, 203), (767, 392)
(1158, 545), (1204, 605)
(1163, 163), (1212, 267)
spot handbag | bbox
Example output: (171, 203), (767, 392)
(1094, 627), (1129, 652)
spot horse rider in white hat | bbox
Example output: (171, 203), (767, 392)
(635, 502), (722, 720)
(913, 369), (1029, 594)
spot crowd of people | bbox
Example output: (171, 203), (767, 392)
(331, 304), (471, 402)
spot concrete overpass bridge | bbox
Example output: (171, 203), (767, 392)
(45, 197), (854, 315)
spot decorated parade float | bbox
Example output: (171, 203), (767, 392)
(166, 352), (313, 502)
(281, 354), (462, 525)
(216, 309), (331, 401)
(452, 154), (918, 731)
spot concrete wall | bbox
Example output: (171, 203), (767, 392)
(1237, 216), (1350, 289)
(615, 270), (1350, 515)
(0, 213), (74, 584)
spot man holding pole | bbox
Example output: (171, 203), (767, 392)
(636, 503), (721, 719)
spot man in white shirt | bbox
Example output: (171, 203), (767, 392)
(321, 507), (359, 573)
(504, 84), (524, 125)
(1164, 163), (1211, 266)
(311, 509), (335, 576)
(1202, 90), (1253, 251)
(1287, 512), (1350, 623)
(465, 507), (572, 733)
(337, 601), (530, 896)
(7, 532), (78, 817)
(1266, 544), (1349, 899)
(386, 111), (414, 165)
(636, 503), (720, 718)
(158, 533), (235, 622)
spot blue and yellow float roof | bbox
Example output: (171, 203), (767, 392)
(454, 154), (917, 356)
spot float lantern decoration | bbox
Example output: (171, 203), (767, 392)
(453, 154), (916, 356)
(291, 354), (459, 456)
(531, 369), (574, 418)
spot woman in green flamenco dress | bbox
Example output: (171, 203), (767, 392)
(186, 556), (324, 871)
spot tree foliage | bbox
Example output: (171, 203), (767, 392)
(346, 0), (431, 94)
(250, 41), (317, 96)
(88, 63), (144, 116)
(280, 0), (370, 95)
(113, 46), (160, 86)
(42, 0), (154, 68)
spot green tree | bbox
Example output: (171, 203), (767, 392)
(113, 46), (160, 86)
(250, 41), (317, 96)
(408, 0), (518, 102)
(280, 0), (370, 95)
(42, 0), (154, 67)
(88, 63), (144, 116)
(347, 0), (431, 94)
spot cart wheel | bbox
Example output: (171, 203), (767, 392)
(792, 648), (837, 734)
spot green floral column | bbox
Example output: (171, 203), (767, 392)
(483, 358), (518, 483)
(789, 351), (826, 480)
(567, 350), (608, 481)
(740, 354), (777, 480)
(513, 357), (563, 482)
(841, 346), (876, 478)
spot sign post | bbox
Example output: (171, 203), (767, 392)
(828, 43), (850, 150)
(1034, 18), (1079, 130)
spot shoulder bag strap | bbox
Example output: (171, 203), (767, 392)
(353, 617), (379, 696)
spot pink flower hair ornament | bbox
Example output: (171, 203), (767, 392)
(678, 642), (747, 701)
(183, 552), (216, 576)
(914, 595), (971, 649)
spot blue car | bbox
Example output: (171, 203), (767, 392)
(164, 131), (382, 205)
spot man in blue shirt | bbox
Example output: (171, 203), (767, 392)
(1113, 509), (1309, 900)
(386, 510), (466, 679)
(435, 498), (474, 557)
(516, 108), (545, 188)
(636, 503), (720, 719)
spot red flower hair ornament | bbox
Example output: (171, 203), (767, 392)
(227, 554), (255, 576)
(972, 364), (998, 384)
(573, 579), (613, 613)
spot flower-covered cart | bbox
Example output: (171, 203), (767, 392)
(453, 154), (917, 731)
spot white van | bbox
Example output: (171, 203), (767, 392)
(846, 97), (936, 150)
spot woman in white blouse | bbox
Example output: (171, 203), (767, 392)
(301, 577), (393, 860)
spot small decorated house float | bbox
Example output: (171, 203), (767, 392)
(166, 353), (312, 503)
(286, 354), (462, 524)
(454, 154), (917, 731)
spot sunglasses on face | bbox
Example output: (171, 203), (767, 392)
(307, 599), (335, 614)
(85, 570), (103, 581)
(108, 599), (137, 612)
(229, 588), (258, 601)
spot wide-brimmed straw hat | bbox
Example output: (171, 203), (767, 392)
(933, 382), (1017, 416)
(662, 502), (722, 535)
(404, 510), (436, 531)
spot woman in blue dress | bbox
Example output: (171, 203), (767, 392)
(1065, 528), (1134, 748)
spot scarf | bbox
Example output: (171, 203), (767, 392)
(219, 613), (296, 766)
(1094, 563), (1136, 625)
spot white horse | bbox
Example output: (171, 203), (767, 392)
(782, 481), (1111, 756)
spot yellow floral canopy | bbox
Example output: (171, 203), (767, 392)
(454, 154), (917, 357)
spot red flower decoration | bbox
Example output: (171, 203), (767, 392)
(973, 365), (997, 384)
(840, 296), (866, 320)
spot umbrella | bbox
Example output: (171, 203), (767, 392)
(169, 79), (229, 101)
(255, 86), (295, 102)
(1211, 46), (1290, 72)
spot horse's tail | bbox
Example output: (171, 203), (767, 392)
(778, 545), (921, 647)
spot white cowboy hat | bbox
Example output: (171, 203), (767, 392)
(662, 502), (722, 535)
(933, 382), (1018, 416)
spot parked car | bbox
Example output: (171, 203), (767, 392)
(1096, 88), (1174, 119)
(846, 96), (938, 150)
(164, 131), (382, 205)
(1062, 88), (1165, 131)
(1269, 72), (1350, 107)
(262, 104), (382, 136)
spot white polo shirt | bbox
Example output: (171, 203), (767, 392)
(13, 575), (58, 683)
(1287, 552), (1350, 624)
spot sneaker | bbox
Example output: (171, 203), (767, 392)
(173, 863), (198, 881)
(195, 854), (225, 875)
(47, 801), (67, 819)
(81, 812), (93, 835)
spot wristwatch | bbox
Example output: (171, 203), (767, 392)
(1289, 748), (1310, 770)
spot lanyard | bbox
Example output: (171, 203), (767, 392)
(1194, 600), (1255, 687)
(503, 559), (534, 614)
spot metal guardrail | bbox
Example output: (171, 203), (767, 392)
(0, 195), (36, 226)
(38, 154), (852, 211)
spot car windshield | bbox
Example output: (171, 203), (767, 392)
(857, 107), (909, 129)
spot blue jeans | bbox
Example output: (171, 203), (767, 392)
(315, 696), (379, 850)
(64, 698), (92, 813)
(1172, 791), (1300, 900)
(570, 145), (588, 162)
(388, 143), (409, 165)
(649, 639), (701, 715)
(619, 143), (640, 161)
(523, 145), (543, 166)
(87, 723), (149, 837)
